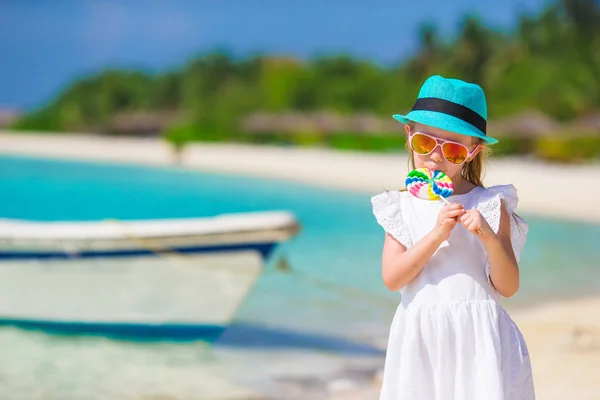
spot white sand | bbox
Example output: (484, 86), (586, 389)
(2, 131), (600, 399)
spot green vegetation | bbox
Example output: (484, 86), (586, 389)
(11, 0), (600, 162)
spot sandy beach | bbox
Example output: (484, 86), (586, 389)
(1, 130), (600, 399)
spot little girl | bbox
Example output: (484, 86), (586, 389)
(371, 75), (535, 399)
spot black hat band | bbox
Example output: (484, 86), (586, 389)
(411, 97), (487, 134)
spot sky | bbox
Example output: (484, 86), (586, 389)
(0, 0), (551, 111)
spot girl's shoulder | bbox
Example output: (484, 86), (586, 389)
(471, 184), (520, 212)
(476, 183), (518, 197)
(371, 188), (425, 217)
(371, 188), (412, 204)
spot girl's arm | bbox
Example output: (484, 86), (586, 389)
(381, 232), (445, 291)
(480, 202), (520, 297)
(381, 203), (465, 291)
(460, 201), (520, 297)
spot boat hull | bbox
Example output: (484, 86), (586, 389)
(0, 250), (266, 342)
(0, 212), (300, 341)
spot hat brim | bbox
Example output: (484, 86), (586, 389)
(393, 111), (498, 145)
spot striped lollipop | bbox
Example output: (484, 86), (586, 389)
(405, 168), (454, 204)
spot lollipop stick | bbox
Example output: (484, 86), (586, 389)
(439, 197), (451, 205)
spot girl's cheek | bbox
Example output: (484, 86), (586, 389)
(413, 153), (427, 166)
(447, 163), (463, 175)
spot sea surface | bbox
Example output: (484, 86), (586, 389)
(1, 155), (598, 399)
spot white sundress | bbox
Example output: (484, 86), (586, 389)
(371, 184), (535, 400)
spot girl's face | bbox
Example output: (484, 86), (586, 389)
(405, 122), (483, 183)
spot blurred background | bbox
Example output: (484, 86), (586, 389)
(0, 1), (599, 399)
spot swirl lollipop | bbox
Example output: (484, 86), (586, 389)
(405, 168), (454, 204)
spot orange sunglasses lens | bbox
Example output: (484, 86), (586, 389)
(411, 134), (437, 154)
(442, 142), (468, 164)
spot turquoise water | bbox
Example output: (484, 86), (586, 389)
(1, 154), (600, 332)
(1, 154), (600, 398)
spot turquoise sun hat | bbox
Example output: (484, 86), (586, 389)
(393, 75), (498, 144)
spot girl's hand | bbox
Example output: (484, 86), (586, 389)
(431, 203), (465, 242)
(460, 209), (494, 239)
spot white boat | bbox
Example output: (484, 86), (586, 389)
(0, 211), (300, 341)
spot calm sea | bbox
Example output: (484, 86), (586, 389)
(1, 155), (598, 399)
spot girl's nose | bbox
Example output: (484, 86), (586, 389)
(430, 149), (443, 163)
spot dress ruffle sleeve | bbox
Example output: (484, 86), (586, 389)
(371, 190), (413, 248)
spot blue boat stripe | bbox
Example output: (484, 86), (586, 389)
(0, 242), (276, 261)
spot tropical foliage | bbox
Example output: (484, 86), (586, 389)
(12, 0), (600, 162)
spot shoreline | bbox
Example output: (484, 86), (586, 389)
(1, 130), (599, 225)
(2, 131), (600, 398)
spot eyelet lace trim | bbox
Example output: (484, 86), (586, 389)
(371, 191), (413, 248)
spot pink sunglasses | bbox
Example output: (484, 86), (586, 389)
(409, 131), (480, 165)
